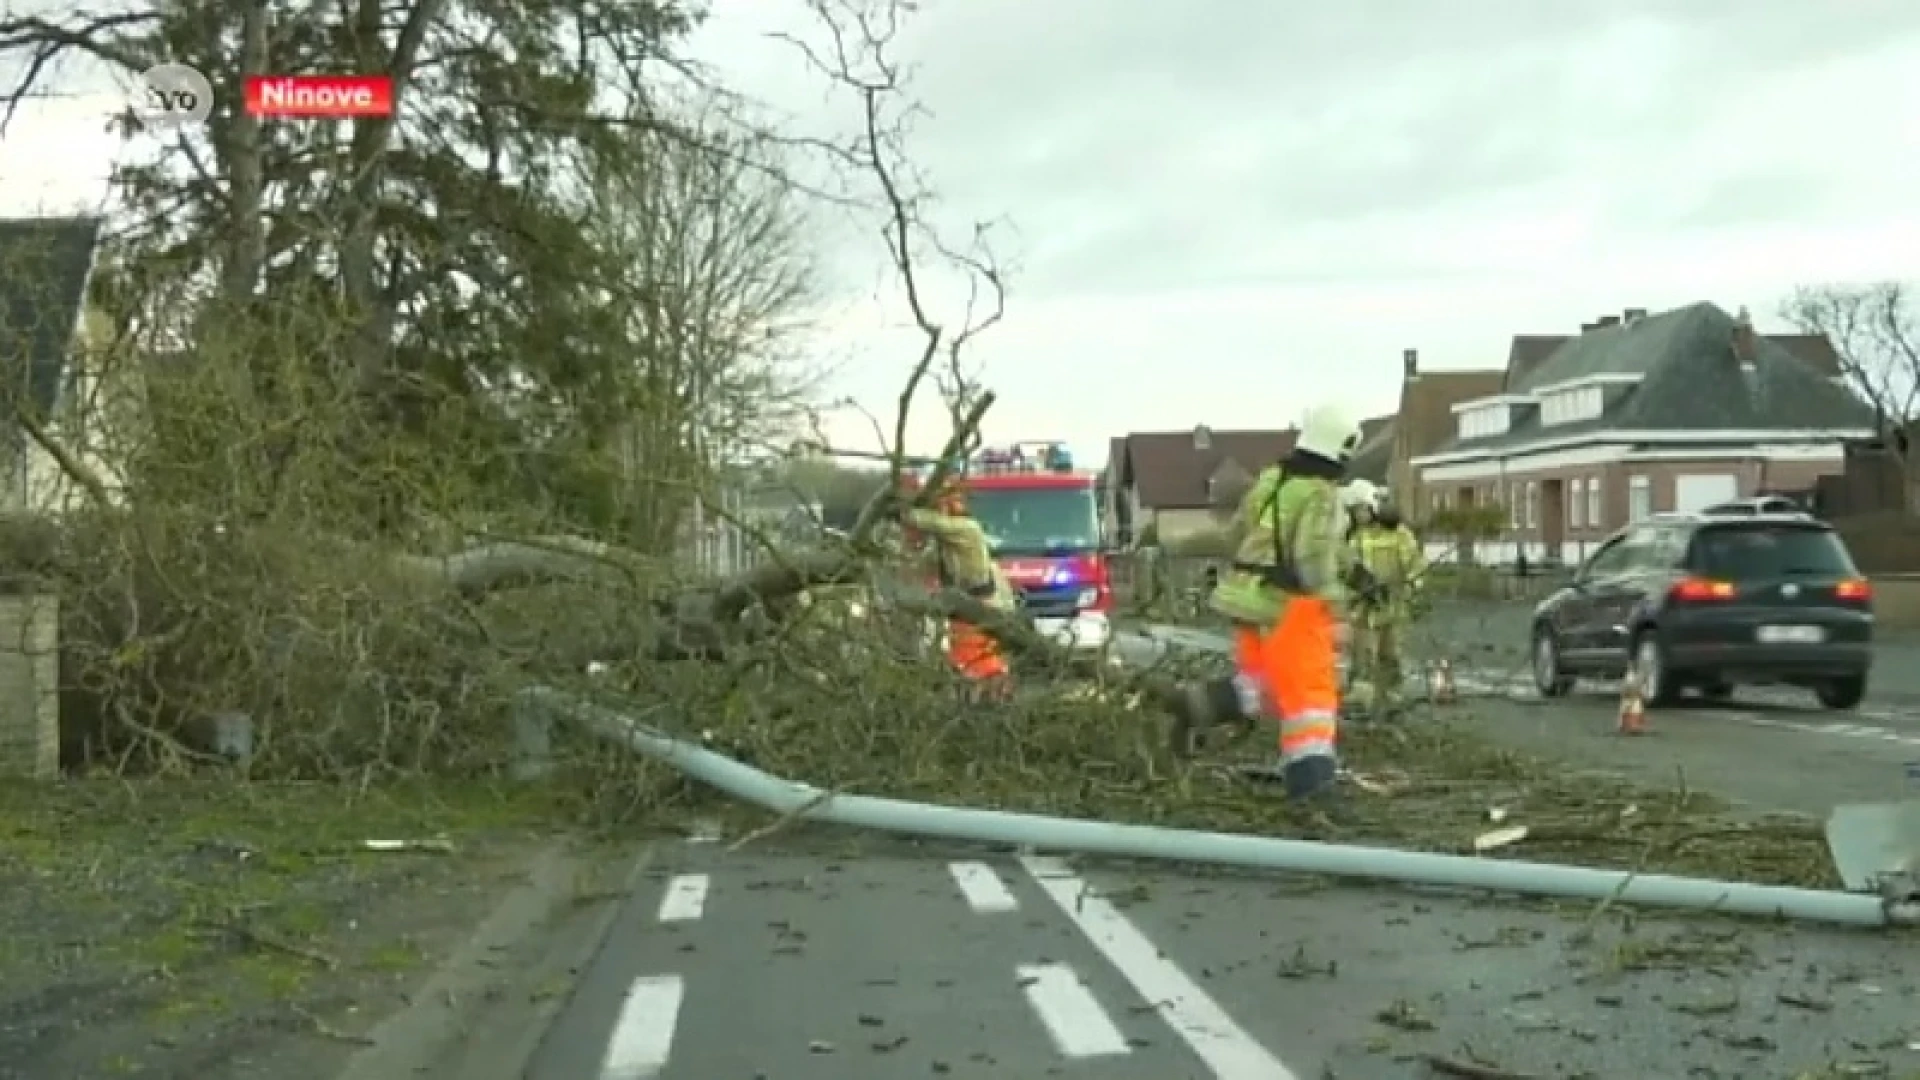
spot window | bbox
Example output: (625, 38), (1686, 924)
(1687, 523), (1856, 579)
(1627, 475), (1652, 522)
(1524, 481), (1538, 529)
(1508, 483), (1521, 529)
(966, 486), (1101, 556)
(1570, 477), (1586, 528)
(1586, 474), (1603, 527)
(1583, 537), (1634, 577)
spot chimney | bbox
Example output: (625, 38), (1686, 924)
(1731, 305), (1757, 369)
(1580, 321), (1600, 333)
(1402, 348), (1418, 378)
(1623, 307), (1647, 324)
(1191, 424), (1212, 451)
(1597, 315), (1621, 328)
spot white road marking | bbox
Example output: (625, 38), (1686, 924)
(1742, 714), (1920, 746)
(1015, 963), (1131, 1058)
(656, 874), (709, 923)
(600, 974), (683, 1080)
(1020, 855), (1300, 1080)
(947, 860), (1019, 913)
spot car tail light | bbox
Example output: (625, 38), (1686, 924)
(1835, 578), (1871, 601)
(1670, 577), (1736, 602)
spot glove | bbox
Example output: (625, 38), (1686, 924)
(1332, 619), (1352, 650)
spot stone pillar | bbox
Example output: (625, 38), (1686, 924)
(0, 593), (59, 778)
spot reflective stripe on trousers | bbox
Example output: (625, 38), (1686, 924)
(1228, 599), (1339, 762)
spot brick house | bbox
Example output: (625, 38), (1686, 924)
(1384, 349), (1505, 512)
(1410, 303), (1871, 563)
(1106, 428), (1296, 548)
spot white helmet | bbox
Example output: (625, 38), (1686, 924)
(1297, 404), (1364, 463)
(1340, 478), (1380, 511)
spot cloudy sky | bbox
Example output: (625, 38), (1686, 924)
(7, 1), (1919, 464)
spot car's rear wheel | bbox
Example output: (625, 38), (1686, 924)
(1531, 626), (1573, 697)
(1630, 632), (1681, 707)
(1815, 674), (1866, 711)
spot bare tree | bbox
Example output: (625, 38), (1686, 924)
(1783, 282), (1920, 506)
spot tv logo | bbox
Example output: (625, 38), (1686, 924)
(129, 63), (213, 132)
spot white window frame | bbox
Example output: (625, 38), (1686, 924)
(1627, 475), (1652, 522)
(1587, 474), (1603, 526)
(1524, 481), (1538, 530)
(1570, 477), (1585, 528)
(1508, 483), (1520, 529)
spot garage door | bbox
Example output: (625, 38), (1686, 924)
(1674, 474), (1738, 512)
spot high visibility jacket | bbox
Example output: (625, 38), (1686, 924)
(1209, 469), (1350, 625)
(906, 508), (1016, 612)
(1352, 522), (1426, 623)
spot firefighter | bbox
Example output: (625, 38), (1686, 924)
(1338, 479), (1385, 713)
(1170, 405), (1365, 800)
(900, 477), (1017, 700)
(1353, 492), (1428, 712)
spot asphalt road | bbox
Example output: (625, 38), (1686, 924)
(528, 837), (1920, 1079)
(1129, 618), (1920, 818)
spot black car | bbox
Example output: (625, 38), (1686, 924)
(1531, 511), (1873, 709)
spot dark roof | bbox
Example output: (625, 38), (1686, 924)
(0, 216), (102, 419)
(1434, 302), (1874, 457)
(1358, 413), (1393, 445)
(1502, 330), (1838, 389)
(1117, 429), (1296, 509)
(1503, 335), (1567, 391)
(1770, 333), (1842, 376)
(1348, 413), (1396, 484)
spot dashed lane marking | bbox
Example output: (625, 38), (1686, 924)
(1016, 963), (1132, 1058)
(655, 874), (709, 923)
(599, 974), (682, 1080)
(947, 860), (1020, 913)
(1020, 855), (1301, 1080)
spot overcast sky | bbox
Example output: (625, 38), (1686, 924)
(7, 1), (1919, 465)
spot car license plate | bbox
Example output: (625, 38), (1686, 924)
(1757, 625), (1824, 644)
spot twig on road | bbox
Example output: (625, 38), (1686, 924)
(1419, 1053), (1541, 1079)
(726, 790), (835, 853)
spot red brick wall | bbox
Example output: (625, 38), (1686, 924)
(1421, 455), (1843, 554)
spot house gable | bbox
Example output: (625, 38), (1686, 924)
(1417, 302), (1873, 472)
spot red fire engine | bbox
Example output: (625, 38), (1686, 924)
(909, 440), (1112, 649)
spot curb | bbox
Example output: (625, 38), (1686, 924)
(331, 841), (656, 1080)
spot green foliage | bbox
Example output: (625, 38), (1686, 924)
(1425, 503), (1507, 541)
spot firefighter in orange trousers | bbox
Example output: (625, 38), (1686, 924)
(1169, 405), (1365, 800)
(900, 477), (1017, 700)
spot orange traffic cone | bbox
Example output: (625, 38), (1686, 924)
(1427, 659), (1457, 705)
(1617, 667), (1648, 734)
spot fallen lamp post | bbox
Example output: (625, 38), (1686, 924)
(512, 687), (1920, 930)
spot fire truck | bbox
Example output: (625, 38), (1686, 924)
(910, 440), (1113, 650)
